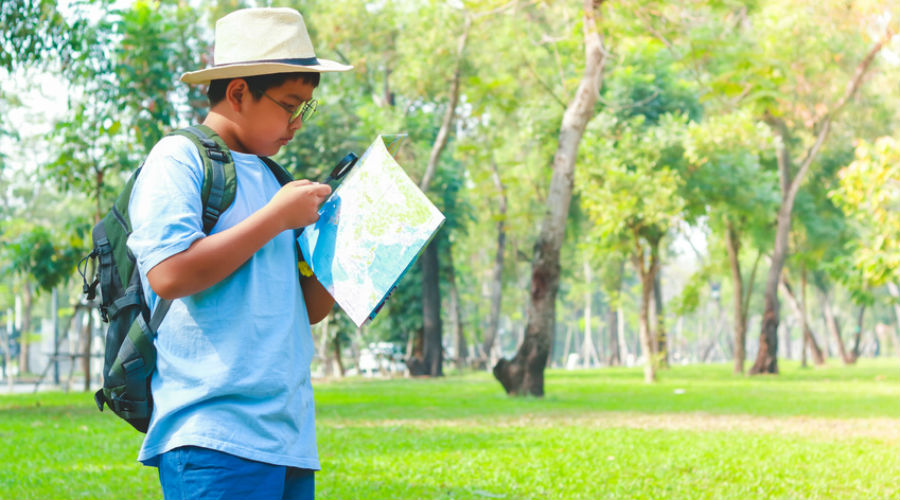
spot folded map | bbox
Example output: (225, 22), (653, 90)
(297, 135), (446, 326)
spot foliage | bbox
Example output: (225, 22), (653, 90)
(1, 0), (899, 381)
(47, 0), (209, 219)
(578, 113), (687, 248)
(830, 136), (900, 286)
(681, 110), (778, 233)
(1, 223), (87, 292)
(0, 0), (85, 72)
(601, 38), (702, 126)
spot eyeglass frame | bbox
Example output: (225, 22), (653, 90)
(263, 92), (317, 123)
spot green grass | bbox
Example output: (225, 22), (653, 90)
(1, 359), (898, 499)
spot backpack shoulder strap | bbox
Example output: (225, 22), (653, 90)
(170, 125), (237, 234)
(258, 155), (294, 187)
(258, 156), (310, 249)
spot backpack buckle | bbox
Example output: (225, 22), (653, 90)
(207, 148), (228, 163)
(203, 205), (221, 221)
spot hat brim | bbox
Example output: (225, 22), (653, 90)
(181, 58), (353, 84)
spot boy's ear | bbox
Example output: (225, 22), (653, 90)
(226, 79), (249, 110)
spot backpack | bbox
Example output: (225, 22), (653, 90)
(80, 124), (295, 432)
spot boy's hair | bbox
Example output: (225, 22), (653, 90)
(207, 72), (321, 105)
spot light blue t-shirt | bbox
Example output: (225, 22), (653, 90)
(127, 134), (319, 470)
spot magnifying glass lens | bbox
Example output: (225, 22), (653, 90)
(331, 153), (359, 180)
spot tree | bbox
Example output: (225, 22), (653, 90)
(579, 114), (687, 382)
(493, 0), (608, 396)
(787, 145), (860, 365)
(452, 1), (584, 370)
(682, 110), (778, 373)
(750, 39), (892, 372)
(479, 161), (508, 367)
(831, 136), (900, 355)
(632, 0), (895, 374)
(746, 16), (894, 374)
(1, 222), (86, 376)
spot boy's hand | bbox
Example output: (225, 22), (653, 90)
(266, 180), (332, 231)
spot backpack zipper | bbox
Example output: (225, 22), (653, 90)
(111, 205), (130, 234)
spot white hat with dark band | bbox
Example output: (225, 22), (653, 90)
(181, 7), (352, 84)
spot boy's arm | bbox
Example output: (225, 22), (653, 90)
(147, 180), (331, 300)
(301, 274), (334, 324)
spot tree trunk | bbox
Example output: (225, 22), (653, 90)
(653, 265), (667, 368)
(332, 333), (345, 377)
(617, 303), (629, 365)
(875, 324), (891, 357)
(780, 276), (825, 365)
(421, 242), (443, 376)
(320, 313), (334, 377)
(561, 322), (574, 367)
(18, 281), (33, 375)
(51, 288), (60, 385)
(780, 318), (793, 360)
(481, 162), (507, 367)
(2, 307), (12, 391)
(674, 315), (684, 363)
(748, 130), (791, 375)
(750, 32), (890, 375)
(351, 326), (364, 375)
(604, 259), (624, 366)
(801, 323), (808, 368)
(851, 305), (865, 359)
(81, 309), (94, 392)
(447, 245), (468, 369)
(418, 16), (469, 191)
(414, 16), (471, 377)
(633, 244), (659, 383)
(493, 0), (607, 396)
(581, 259), (601, 368)
(885, 283), (900, 359)
(606, 305), (620, 366)
(405, 327), (426, 375)
(725, 222), (747, 374)
(820, 286), (854, 364)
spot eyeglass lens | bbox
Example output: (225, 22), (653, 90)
(291, 99), (316, 122)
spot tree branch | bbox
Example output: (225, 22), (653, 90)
(786, 26), (894, 208)
(762, 110), (792, 195)
(419, 14), (471, 191)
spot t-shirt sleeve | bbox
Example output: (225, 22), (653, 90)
(127, 135), (207, 278)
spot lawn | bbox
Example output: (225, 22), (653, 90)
(1, 359), (898, 499)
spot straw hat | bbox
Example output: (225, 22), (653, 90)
(181, 7), (352, 84)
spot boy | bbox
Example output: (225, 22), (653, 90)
(126, 8), (352, 500)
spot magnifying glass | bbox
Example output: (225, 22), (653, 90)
(295, 152), (359, 239)
(321, 153), (358, 190)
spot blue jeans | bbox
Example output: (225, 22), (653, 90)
(158, 446), (315, 500)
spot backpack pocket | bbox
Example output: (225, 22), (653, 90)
(93, 268), (157, 433)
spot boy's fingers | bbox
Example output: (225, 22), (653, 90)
(292, 181), (329, 195)
(305, 183), (331, 198)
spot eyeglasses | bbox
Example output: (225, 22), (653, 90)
(263, 93), (317, 123)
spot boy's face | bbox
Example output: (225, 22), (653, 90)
(237, 77), (316, 156)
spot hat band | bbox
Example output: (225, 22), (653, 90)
(214, 56), (321, 68)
